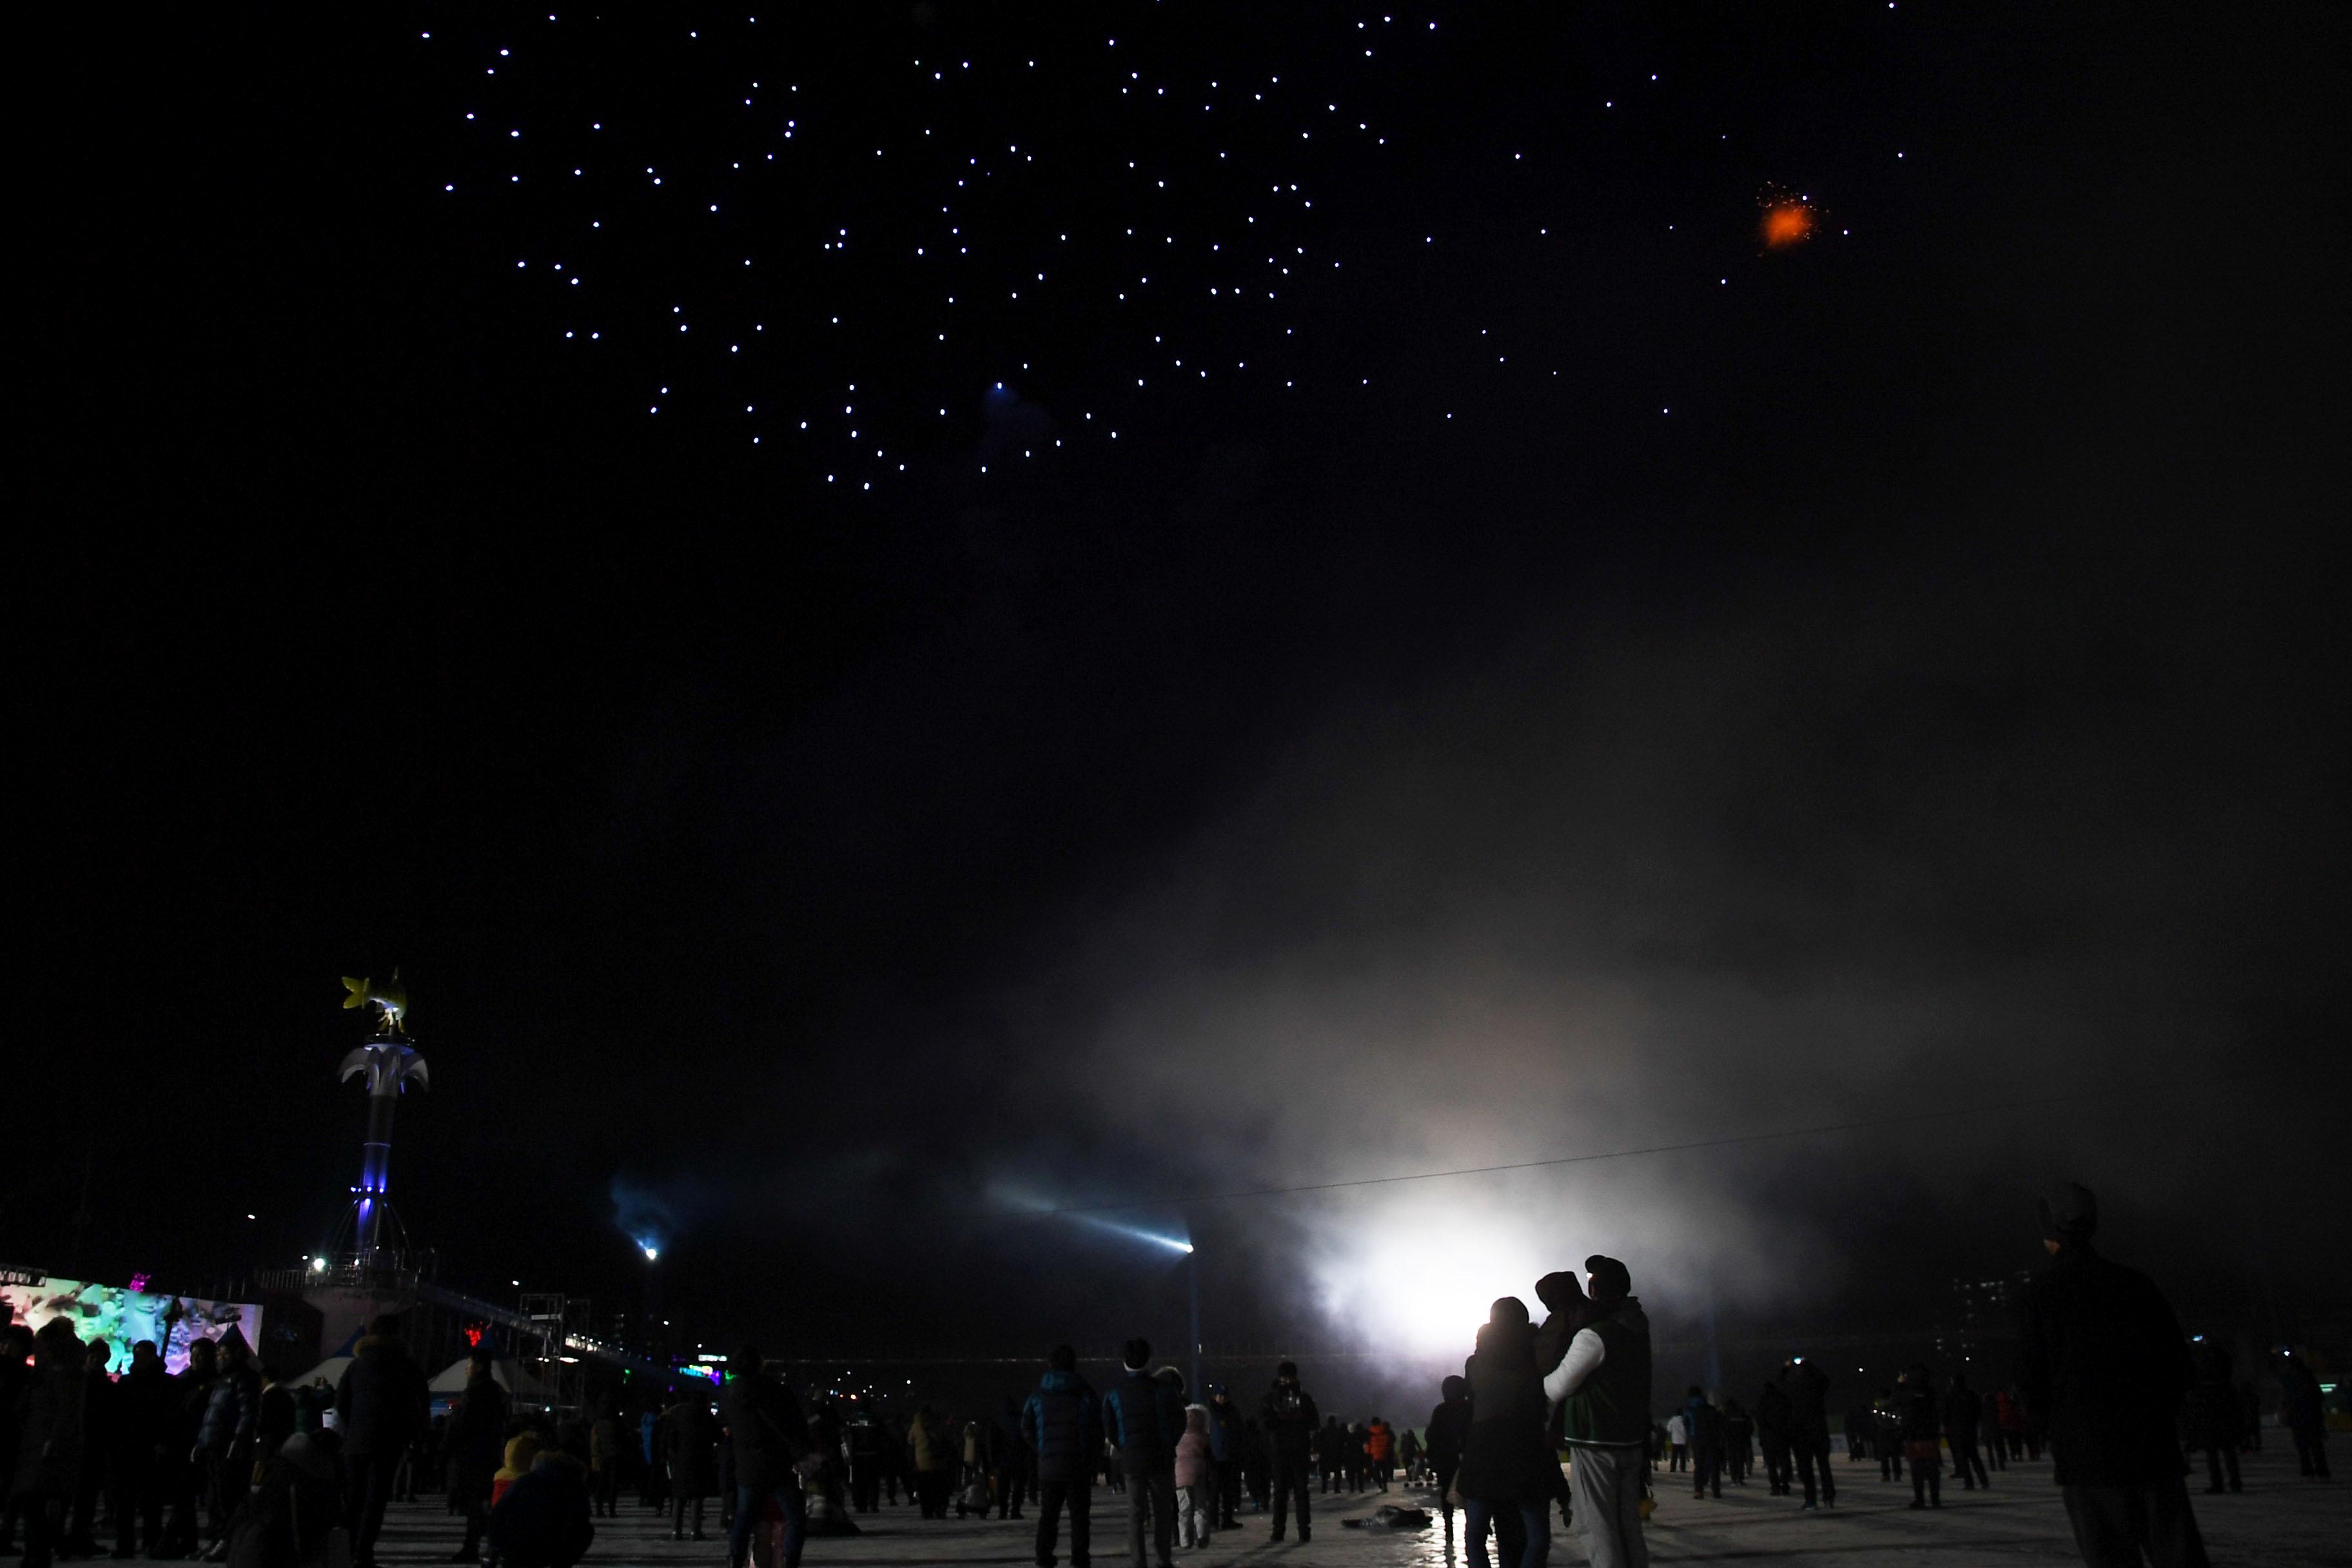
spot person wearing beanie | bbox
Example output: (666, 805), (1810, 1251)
(2017, 1182), (2211, 1568)
(1101, 1338), (1183, 1568)
(1544, 1259), (1653, 1568)
(1257, 1361), (1318, 1544)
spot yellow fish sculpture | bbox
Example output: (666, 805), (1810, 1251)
(341, 972), (409, 1034)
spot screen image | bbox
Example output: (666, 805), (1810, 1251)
(1, 1274), (263, 1375)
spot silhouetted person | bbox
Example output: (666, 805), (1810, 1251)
(337, 1315), (429, 1568)
(1315, 1416), (1343, 1494)
(1682, 1388), (1722, 1500)
(1021, 1344), (1099, 1568)
(0, 1324), (32, 1557)
(1101, 1339), (1182, 1568)
(2183, 1342), (2240, 1494)
(1205, 1386), (1242, 1528)
(112, 1340), (175, 1558)
(1752, 1373), (1792, 1496)
(2017, 1182), (2210, 1568)
(66, 1337), (115, 1556)
(1872, 1390), (1905, 1482)
(1844, 1403), (1872, 1465)
(1425, 1375), (1471, 1535)
(444, 1349), (509, 1560)
(994, 1396), (1031, 1520)
(1944, 1371), (1990, 1491)
(200, 1329), (262, 1551)
(2277, 1351), (2330, 1480)
(718, 1346), (810, 1568)
(1783, 1358), (1836, 1510)
(1259, 1363), (1317, 1543)
(1720, 1400), (1753, 1486)
(1459, 1297), (1550, 1568)
(1896, 1366), (1941, 1508)
(233, 1430), (347, 1568)
(13, 1321), (88, 1568)
(662, 1394), (720, 1540)
(159, 1333), (217, 1556)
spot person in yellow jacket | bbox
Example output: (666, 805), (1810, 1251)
(906, 1407), (954, 1519)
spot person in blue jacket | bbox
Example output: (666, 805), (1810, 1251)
(1021, 1346), (1101, 1568)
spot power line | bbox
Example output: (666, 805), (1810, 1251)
(1032, 1090), (2096, 1216)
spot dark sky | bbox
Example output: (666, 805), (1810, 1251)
(17, 1), (2349, 1395)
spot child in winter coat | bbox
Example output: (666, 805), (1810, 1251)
(1174, 1406), (1215, 1547)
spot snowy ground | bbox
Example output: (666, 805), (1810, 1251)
(366, 1444), (2347, 1567)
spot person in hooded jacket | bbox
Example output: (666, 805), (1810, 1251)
(444, 1350), (510, 1562)
(2017, 1182), (2210, 1568)
(1172, 1406), (1213, 1548)
(12, 1320), (88, 1568)
(1426, 1375), (1471, 1534)
(1545, 1259), (1653, 1568)
(1021, 1345), (1100, 1568)
(1258, 1362), (1317, 1544)
(335, 1317), (429, 1568)
(1458, 1298), (1551, 1568)
(1099, 1342), (1182, 1568)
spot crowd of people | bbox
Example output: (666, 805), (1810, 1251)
(5, 1183), (2337, 1568)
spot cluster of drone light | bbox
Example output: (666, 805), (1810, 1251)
(424, 6), (1888, 492)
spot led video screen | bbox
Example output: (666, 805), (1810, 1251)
(1, 1273), (262, 1375)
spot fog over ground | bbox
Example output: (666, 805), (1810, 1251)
(879, 487), (2350, 1373)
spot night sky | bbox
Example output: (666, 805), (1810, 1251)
(18, 1), (2350, 1400)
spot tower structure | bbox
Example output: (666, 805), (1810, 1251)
(335, 974), (429, 1268)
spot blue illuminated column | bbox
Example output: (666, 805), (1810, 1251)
(338, 1037), (430, 1260)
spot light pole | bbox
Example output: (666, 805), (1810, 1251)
(1187, 1244), (1201, 1400)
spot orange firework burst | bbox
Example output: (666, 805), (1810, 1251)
(1758, 186), (1819, 250)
